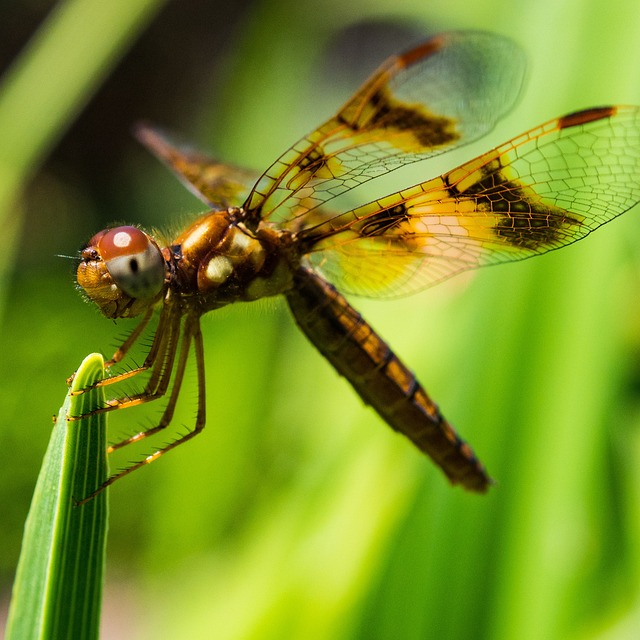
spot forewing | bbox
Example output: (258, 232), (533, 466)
(135, 123), (258, 210)
(243, 31), (526, 227)
(300, 106), (640, 297)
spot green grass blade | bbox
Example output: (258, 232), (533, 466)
(5, 353), (108, 640)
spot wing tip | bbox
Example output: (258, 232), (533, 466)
(398, 35), (446, 68)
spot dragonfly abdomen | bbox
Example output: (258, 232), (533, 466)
(286, 266), (491, 493)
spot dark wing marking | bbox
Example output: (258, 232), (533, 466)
(298, 106), (640, 297)
(242, 31), (526, 228)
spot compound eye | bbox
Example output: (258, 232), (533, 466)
(98, 226), (165, 299)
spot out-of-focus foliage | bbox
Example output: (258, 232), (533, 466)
(2, 1), (640, 639)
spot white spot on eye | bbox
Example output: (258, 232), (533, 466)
(112, 231), (133, 248)
(205, 255), (233, 284)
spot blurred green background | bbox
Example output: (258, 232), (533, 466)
(2, 0), (640, 638)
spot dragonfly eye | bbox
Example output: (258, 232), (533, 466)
(97, 226), (166, 299)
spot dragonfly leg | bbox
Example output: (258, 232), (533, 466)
(106, 306), (155, 368)
(100, 309), (181, 412)
(67, 308), (181, 422)
(69, 306), (156, 393)
(77, 317), (205, 504)
(108, 314), (202, 451)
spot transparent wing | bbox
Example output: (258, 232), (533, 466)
(135, 123), (258, 210)
(299, 106), (640, 297)
(243, 31), (526, 227)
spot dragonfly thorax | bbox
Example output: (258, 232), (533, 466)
(170, 209), (295, 309)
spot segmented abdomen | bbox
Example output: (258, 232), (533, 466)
(285, 266), (491, 492)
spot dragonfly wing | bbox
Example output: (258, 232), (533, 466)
(135, 123), (258, 210)
(244, 31), (526, 227)
(299, 106), (640, 297)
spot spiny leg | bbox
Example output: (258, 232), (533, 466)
(108, 314), (201, 452)
(106, 306), (155, 368)
(93, 305), (169, 389)
(68, 307), (181, 428)
(100, 308), (182, 415)
(70, 306), (157, 394)
(77, 316), (205, 504)
(130, 315), (206, 462)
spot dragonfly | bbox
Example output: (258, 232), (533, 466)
(74, 31), (640, 496)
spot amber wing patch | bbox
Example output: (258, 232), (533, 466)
(243, 31), (525, 227)
(301, 106), (640, 297)
(135, 123), (258, 210)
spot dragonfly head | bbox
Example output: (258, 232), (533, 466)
(77, 226), (168, 318)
